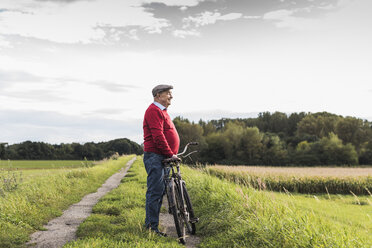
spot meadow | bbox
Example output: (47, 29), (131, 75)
(207, 165), (372, 195)
(1, 157), (371, 247)
(65, 159), (371, 248)
(0, 160), (95, 169)
(0, 156), (134, 248)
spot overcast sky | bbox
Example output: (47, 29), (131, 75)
(1, 0), (371, 145)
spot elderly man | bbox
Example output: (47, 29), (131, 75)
(143, 84), (180, 236)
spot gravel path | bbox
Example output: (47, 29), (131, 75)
(159, 195), (201, 248)
(27, 157), (136, 248)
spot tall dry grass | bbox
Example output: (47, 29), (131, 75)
(207, 166), (372, 195)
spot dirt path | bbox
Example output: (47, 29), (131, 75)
(159, 195), (201, 248)
(27, 157), (136, 248)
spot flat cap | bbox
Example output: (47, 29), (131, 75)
(152, 84), (173, 97)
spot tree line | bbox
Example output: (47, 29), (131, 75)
(0, 138), (143, 161)
(2, 112), (372, 165)
(174, 112), (372, 166)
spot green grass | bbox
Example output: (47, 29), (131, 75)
(207, 166), (372, 195)
(0, 155), (134, 248)
(182, 166), (371, 247)
(280, 193), (372, 237)
(0, 160), (95, 169)
(64, 158), (182, 248)
(1, 168), (92, 186)
(66, 159), (371, 248)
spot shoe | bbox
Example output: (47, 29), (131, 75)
(146, 227), (167, 237)
(154, 230), (167, 237)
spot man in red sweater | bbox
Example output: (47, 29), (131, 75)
(143, 84), (180, 236)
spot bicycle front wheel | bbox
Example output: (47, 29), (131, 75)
(182, 182), (196, 235)
(170, 179), (186, 244)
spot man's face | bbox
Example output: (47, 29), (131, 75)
(156, 90), (173, 108)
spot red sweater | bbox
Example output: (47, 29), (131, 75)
(143, 103), (180, 157)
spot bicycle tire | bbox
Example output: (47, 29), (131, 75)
(182, 182), (196, 235)
(170, 179), (186, 244)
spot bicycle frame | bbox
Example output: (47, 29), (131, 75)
(162, 142), (198, 243)
(164, 141), (198, 208)
(164, 158), (187, 215)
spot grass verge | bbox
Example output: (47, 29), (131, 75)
(0, 155), (134, 248)
(183, 166), (371, 247)
(64, 158), (181, 248)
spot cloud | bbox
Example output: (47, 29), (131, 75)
(263, 9), (293, 20)
(0, 69), (137, 94)
(0, 69), (45, 83)
(263, 9), (319, 30)
(0, 69), (48, 93)
(3, 90), (70, 102)
(182, 11), (242, 28)
(243, 15), (261, 19)
(86, 108), (128, 115)
(0, 0), (171, 44)
(89, 80), (138, 93)
(173, 29), (200, 38)
(0, 70), (77, 105)
(218, 13), (243, 21)
(142, 0), (203, 7)
(0, 35), (12, 48)
(173, 11), (243, 38)
(34, 0), (92, 2)
(0, 109), (142, 144)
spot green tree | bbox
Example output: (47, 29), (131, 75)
(291, 140), (320, 165)
(0, 143), (7, 159)
(297, 113), (340, 138)
(317, 133), (358, 165)
(359, 140), (372, 165)
(240, 126), (264, 164)
(220, 122), (245, 162)
(174, 117), (207, 163)
(335, 117), (370, 151)
(203, 132), (225, 163)
(287, 112), (306, 136)
(262, 133), (288, 165)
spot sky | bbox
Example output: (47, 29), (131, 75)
(0, 0), (371, 145)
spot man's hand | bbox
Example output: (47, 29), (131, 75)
(162, 155), (181, 165)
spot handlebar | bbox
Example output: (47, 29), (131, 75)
(177, 142), (198, 156)
(162, 142), (198, 164)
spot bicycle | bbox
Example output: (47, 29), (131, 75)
(162, 142), (199, 244)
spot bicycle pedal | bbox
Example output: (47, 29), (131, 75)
(190, 217), (199, 223)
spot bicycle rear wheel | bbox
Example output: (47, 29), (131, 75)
(182, 182), (196, 235)
(170, 179), (186, 244)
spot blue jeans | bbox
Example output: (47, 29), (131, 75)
(143, 152), (169, 231)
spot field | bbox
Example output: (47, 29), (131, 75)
(0, 160), (95, 169)
(207, 165), (372, 195)
(65, 160), (371, 248)
(211, 165), (372, 177)
(1, 158), (371, 247)
(0, 156), (134, 248)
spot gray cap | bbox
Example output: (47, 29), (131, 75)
(152, 84), (173, 97)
